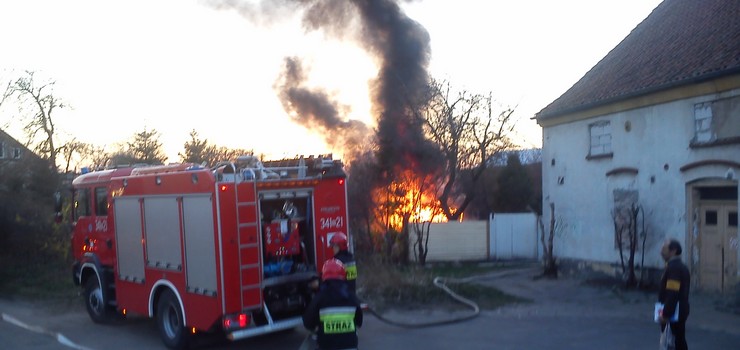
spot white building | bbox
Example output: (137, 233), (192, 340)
(535, 0), (739, 294)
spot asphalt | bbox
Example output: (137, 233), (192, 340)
(471, 264), (740, 337)
(368, 263), (740, 349)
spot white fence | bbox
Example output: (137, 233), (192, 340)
(409, 213), (539, 262)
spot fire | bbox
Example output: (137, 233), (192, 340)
(373, 170), (448, 231)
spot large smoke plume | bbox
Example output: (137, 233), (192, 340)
(211, 0), (440, 174)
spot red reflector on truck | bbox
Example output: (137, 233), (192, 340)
(223, 313), (250, 330)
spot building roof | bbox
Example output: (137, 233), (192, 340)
(536, 0), (740, 121)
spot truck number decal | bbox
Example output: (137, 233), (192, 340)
(320, 216), (344, 230)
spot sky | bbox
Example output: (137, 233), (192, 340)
(0, 0), (664, 167)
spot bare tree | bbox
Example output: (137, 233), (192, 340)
(419, 79), (514, 220)
(613, 203), (645, 288)
(409, 172), (443, 266)
(59, 138), (94, 173)
(536, 202), (558, 277)
(3, 71), (65, 170)
(346, 150), (380, 254)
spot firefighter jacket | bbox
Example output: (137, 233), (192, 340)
(303, 280), (363, 350)
(658, 256), (690, 322)
(333, 250), (357, 294)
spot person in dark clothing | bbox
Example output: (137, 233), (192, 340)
(658, 238), (690, 350)
(303, 258), (363, 350)
(330, 232), (357, 294)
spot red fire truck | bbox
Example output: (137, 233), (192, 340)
(69, 155), (350, 348)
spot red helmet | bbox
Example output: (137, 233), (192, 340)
(321, 258), (346, 281)
(329, 232), (348, 250)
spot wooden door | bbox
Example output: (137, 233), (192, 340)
(699, 202), (738, 293)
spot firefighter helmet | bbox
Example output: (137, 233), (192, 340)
(329, 232), (348, 250)
(321, 258), (346, 281)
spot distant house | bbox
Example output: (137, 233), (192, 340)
(0, 128), (47, 174)
(0, 129), (27, 163)
(535, 0), (739, 293)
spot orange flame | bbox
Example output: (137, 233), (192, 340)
(372, 170), (448, 231)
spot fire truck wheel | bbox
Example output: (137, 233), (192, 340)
(156, 290), (189, 349)
(83, 276), (114, 323)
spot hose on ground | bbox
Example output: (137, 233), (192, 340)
(365, 275), (480, 328)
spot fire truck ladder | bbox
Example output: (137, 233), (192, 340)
(231, 165), (263, 311)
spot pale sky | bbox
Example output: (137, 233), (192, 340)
(0, 0), (664, 166)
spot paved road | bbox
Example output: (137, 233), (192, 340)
(2, 266), (739, 349)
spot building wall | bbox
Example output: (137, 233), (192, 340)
(541, 88), (740, 274)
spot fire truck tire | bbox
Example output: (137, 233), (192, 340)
(83, 276), (114, 323)
(156, 290), (189, 350)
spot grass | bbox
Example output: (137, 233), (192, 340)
(0, 253), (80, 310)
(357, 257), (529, 312)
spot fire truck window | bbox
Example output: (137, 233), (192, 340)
(74, 189), (91, 218)
(95, 187), (108, 216)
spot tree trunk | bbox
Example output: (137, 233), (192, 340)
(538, 202), (557, 277)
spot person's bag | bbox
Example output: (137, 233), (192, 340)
(659, 324), (675, 350)
(654, 302), (679, 323)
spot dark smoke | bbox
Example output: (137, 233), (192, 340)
(211, 0), (441, 174)
(275, 57), (371, 153)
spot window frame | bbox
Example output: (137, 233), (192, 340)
(94, 187), (108, 216)
(691, 97), (740, 148)
(74, 188), (91, 219)
(587, 120), (613, 160)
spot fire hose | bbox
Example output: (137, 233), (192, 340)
(366, 275), (481, 328)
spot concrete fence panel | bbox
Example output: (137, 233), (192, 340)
(490, 213), (539, 260)
(410, 221), (488, 262)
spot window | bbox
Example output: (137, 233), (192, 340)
(95, 187), (108, 216)
(74, 188), (91, 219)
(12, 147), (21, 159)
(588, 121), (612, 158)
(694, 102), (713, 142)
(0, 142), (4, 158)
(692, 96), (740, 147)
(705, 210), (718, 226)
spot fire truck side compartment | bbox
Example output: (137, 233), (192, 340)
(114, 197), (146, 283)
(144, 197), (182, 271)
(182, 195), (217, 296)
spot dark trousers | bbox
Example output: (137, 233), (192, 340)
(670, 321), (687, 350)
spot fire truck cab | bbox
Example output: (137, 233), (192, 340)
(69, 155), (350, 348)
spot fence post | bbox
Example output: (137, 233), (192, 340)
(486, 213), (492, 260)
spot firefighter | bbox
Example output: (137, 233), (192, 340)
(658, 238), (690, 350)
(303, 258), (363, 350)
(329, 232), (357, 294)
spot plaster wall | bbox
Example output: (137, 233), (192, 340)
(542, 88), (740, 271)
